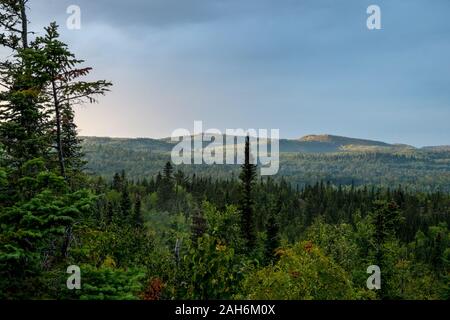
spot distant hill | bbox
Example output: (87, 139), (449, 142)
(82, 134), (417, 154)
(81, 134), (448, 154)
(421, 145), (450, 152)
(299, 134), (392, 146)
(82, 136), (174, 152)
(80, 135), (450, 192)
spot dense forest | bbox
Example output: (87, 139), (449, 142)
(0, 1), (449, 300)
(82, 136), (450, 192)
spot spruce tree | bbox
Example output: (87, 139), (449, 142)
(238, 135), (257, 250)
(30, 22), (112, 177)
(158, 161), (174, 206)
(0, 0), (50, 169)
(133, 195), (143, 227)
(121, 185), (132, 221)
(265, 196), (281, 263)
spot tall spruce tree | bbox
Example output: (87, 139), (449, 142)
(0, 0), (50, 169)
(371, 200), (402, 299)
(239, 135), (257, 250)
(158, 161), (174, 206)
(30, 22), (111, 177)
(133, 194), (143, 227)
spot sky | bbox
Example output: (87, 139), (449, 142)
(23, 0), (450, 147)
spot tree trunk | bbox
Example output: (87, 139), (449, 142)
(19, 0), (28, 48)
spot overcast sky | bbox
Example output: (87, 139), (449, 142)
(25, 0), (450, 146)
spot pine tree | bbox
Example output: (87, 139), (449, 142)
(0, 158), (94, 298)
(174, 169), (187, 189)
(0, 0), (50, 169)
(61, 107), (86, 175)
(121, 185), (132, 221)
(163, 161), (174, 182)
(30, 22), (112, 177)
(158, 161), (174, 206)
(265, 196), (281, 263)
(238, 135), (257, 250)
(133, 195), (143, 227)
(112, 172), (123, 192)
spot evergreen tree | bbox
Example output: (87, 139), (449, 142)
(163, 161), (174, 182)
(238, 135), (257, 250)
(133, 195), (143, 227)
(174, 169), (187, 189)
(0, 158), (94, 298)
(265, 196), (281, 263)
(121, 186), (132, 221)
(0, 0), (50, 170)
(158, 161), (174, 206)
(30, 22), (111, 177)
(112, 172), (123, 192)
(61, 107), (85, 176)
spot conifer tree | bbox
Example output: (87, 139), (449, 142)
(30, 22), (112, 177)
(0, 0), (50, 169)
(265, 196), (281, 263)
(121, 185), (132, 220)
(133, 195), (143, 227)
(163, 161), (174, 182)
(239, 135), (257, 250)
(158, 161), (174, 206)
(112, 172), (123, 192)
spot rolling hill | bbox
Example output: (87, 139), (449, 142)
(81, 134), (450, 192)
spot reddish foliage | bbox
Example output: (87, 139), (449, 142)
(141, 278), (164, 300)
(304, 241), (313, 253)
(289, 270), (301, 279)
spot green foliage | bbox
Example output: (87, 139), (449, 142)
(0, 159), (94, 299)
(238, 241), (359, 300)
(1, 1), (448, 301)
(81, 136), (450, 193)
(239, 136), (257, 250)
(63, 264), (145, 300)
(177, 234), (249, 299)
(202, 202), (244, 250)
(305, 218), (360, 275)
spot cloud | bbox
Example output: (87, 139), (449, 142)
(31, 0), (310, 29)
(21, 0), (450, 146)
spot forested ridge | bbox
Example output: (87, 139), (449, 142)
(82, 136), (450, 192)
(0, 1), (449, 300)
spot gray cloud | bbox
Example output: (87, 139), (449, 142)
(22, 0), (450, 146)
